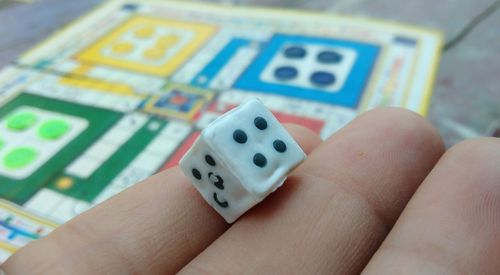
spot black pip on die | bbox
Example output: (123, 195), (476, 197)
(180, 98), (306, 223)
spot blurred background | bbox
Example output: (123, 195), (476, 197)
(0, 0), (499, 147)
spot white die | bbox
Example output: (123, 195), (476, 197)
(180, 98), (306, 223)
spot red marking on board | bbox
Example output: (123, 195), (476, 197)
(170, 94), (188, 105)
(192, 109), (202, 121)
(161, 131), (200, 170)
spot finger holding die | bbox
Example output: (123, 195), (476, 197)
(180, 98), (306, 223)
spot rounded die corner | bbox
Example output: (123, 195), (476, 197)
(241, 176), (282, 199)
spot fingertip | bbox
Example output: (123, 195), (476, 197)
(357, 107), (443, 151)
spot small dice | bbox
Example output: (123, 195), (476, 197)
(180, 98), (306, 223)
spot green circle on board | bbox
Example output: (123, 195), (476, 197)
(3, 147), (38, 169)
(38, 120), (71, 140)
(6, 112), (38, 131)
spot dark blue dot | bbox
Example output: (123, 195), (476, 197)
(274, 66), (298, 80)
(208, 172), (224, 190)
(233, 129), (247, 144)
(122, 3), (138, 11)
(273, 140), (287, 153)
(317, 50), (342, 64)
(192, 168), (201, 180)
(310, 71), (336, 86)
(205, 155), (216, 166)
(283, 46), (307, 58)
(253, 153), (267, 168)
(254, 117), (267, 130)
(213, 193), (229, 208)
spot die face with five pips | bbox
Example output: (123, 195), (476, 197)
(180, 98), (306, 223)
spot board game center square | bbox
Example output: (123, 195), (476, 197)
(78, 16), (216, 76)
(153, 90), (200, 113)
(142, 83), (214, 121)
(234, 34), (380, 108)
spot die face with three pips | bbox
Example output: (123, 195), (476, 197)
(180, 98), (306, 223)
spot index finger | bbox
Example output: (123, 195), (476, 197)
(2, 124), (321, 274)
(179, 108), (444, 274)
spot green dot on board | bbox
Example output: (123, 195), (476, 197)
(6, 112), (38, 131)
(3, 147), (38, 170)
(38, 120), (71, 140)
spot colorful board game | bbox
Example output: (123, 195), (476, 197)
(0, 0), (442, 260)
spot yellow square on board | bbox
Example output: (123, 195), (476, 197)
(78, 16), (216, 76)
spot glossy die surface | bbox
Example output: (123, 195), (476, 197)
(180, 98), (306, 222)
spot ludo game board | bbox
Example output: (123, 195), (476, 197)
(0, 0), (442, 260)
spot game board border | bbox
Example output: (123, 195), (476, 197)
(18, 0), (443, 115)
(0, 199), (57, 253)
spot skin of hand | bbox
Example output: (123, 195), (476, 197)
(2, 107), (500, 274)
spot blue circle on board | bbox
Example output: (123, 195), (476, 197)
(317, 50), (343, 64)
(310, 71), (336, 86)
(122, 3), (139, 11)
(283, 46), (307, 59)
(274, 66), (298, 80)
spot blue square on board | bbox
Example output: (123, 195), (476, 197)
(234, 34), (380, 108)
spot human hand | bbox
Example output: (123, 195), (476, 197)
(2, 108), (499, 274)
